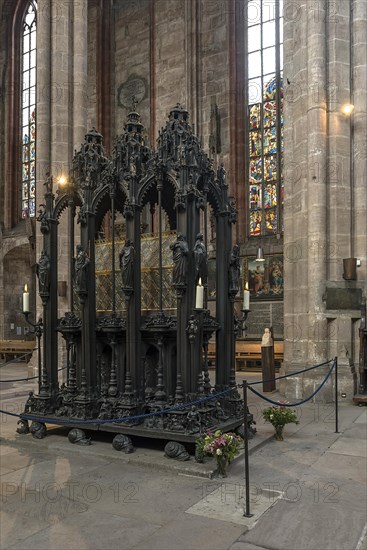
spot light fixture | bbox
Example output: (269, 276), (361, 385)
(255, 247), (265, 262)
(341, 103), (354, 115)
(58, 176), (67, 186)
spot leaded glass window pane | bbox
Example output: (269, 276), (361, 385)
(248, 51), (262, 78)
(263, 47), (276, 75)
(247, 2), (262, 24)
(262, 1), (276, 21)
(248, 25), (261, 52)
(248, 77), (262, 104)
(262, 22), (276, 47)
(21, 1), (37, 219)
(246, 0), (283, 237)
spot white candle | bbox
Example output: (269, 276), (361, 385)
(195, 278), (204, 309)
(243, 287), (250, 311)
(23, 284), (30, 313)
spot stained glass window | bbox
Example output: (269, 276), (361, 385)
(247, 0), (283, 236)
(21, 1), (37, 218)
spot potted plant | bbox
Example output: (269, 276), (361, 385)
(196, 429), (242, 477)
(262, 402), (299, 441)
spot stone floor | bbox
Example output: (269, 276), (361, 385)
(1, 362), (366, 550)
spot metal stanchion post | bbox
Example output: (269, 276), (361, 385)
(334, 356), (339, 433)
(243, 380), (253, 517)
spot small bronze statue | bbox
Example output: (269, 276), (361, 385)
(36, 250), (50, 295)
(187, 315), (198, 342)
(229, 244), (240, 295)
(24, 391), (35, 413)
(193, 232), (207, 285)
(214, 401), (229, 421)
(74, 245), (89, 293)
(119, 239), (135, 289)
(186, 405), (201, 434)
(170, 233), (189, 287)
(98, 397), (113, 420)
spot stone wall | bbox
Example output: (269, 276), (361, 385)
(2, 242), (34, 340)
(114, 0), (151, 138)
(282, 0), (367, 401)
(112, 0), (232, 164)
(200, 0), (230, 162)
(87, 0), (98, 132)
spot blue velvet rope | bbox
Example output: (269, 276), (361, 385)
(0, 353), (33, 368)
(247, 360), (335, 407)
(0, 410), (23, 419)
(247, 358), (334, 386)
(0, 366), (67, 384)
(0, 359), (336, 423)
(0, 386), (236, 425)
(0, 374), (39, 383)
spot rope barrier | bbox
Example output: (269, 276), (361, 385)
(0, 386), (236, 425)
(247, 359), (335, 407)
(0, 358), (337, 425)
(0, 374), (39, 383)
(0, 366), (67, 384)
(247, 358), (334, 386)
(0, 410), (24, 419)
(1, 356), (334, 386)
(0, 352), (33, 368)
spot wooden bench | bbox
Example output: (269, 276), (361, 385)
(207, 340), (283, 371)
(0, 340), (36, 363)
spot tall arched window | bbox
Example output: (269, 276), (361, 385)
(21, 1), (37, 218)
(246, 0), (283, 236)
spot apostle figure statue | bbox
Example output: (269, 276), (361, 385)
(74, 245), (89, 294)
(193, 232), (207, 285)
(229, 244), (241, 295)
(170, 233), (189, 287)
(187, 315), (198, 342)
(36, 250), (50, 296)
(119, 239), (135, 289)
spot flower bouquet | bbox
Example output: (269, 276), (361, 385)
(196, 429), (242, 477)
(262, 402), (299, 440)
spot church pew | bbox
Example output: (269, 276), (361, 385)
(0, 340), (35, 363)
(207, 340), (283, 371)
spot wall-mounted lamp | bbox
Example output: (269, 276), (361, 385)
(255, 247), (265, 262)
(341, 103), (354, 116)
(58, 176), (67, 186)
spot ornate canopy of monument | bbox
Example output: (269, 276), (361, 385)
(21, 105), (245, 442)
